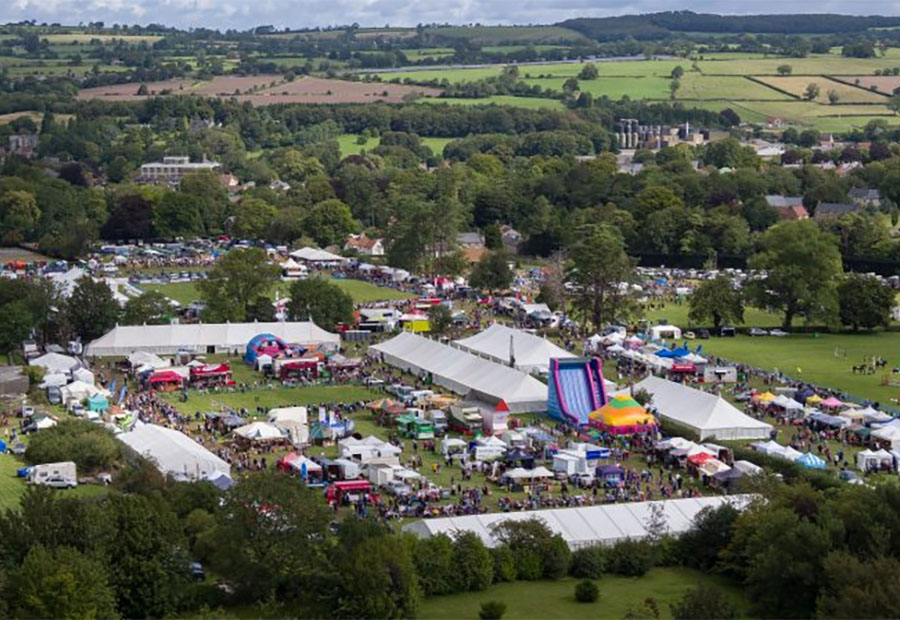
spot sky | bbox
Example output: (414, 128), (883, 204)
(3, 0), (900, 31)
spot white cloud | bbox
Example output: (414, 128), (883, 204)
(1, 0), (899, 29)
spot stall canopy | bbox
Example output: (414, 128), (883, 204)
(371, 332), (547, 413)
(403, 495), (755, 549)
(624, 376), (772, 441)
(234, 421), (285, 441)
(453, 323), (575, 374)
(119, 423), (231, 481)
(85, 321), (338, 356)
(30, 352), (79, 375)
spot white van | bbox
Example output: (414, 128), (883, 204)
(27, 461), (77, 489)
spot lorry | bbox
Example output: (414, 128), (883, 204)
(395, 413), (435, 440)
(449, 404), (484, 436)
(26, 461), (77, 489)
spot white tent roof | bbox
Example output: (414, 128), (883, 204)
(625, 376), (772, 441)
(289, 247), (346, 263)
(403, 495), (755, 549)
(127, 351), (167, 368)
(268, 406), (308, 427)
(454, 323), (574, 374)
(119, 423), (230, 480)
(371, 332), (548, 413)
(30, 352), (79, 374)
(60, 380), (102, 402)
(85, 321), (339, 356)
(234, 421), (285, 441)
(72, 367), (95, 385)
(40, 372), (68, 388)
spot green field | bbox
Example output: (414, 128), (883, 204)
(143, 277), (412, 305)
(423, 25), (588, 45)
(338, 134), (380, 157)
(419, 569), (746, 620)
(676, 74), (790, 100)
(524, 76), (671, 100)
(162, 385), (381, 414)
(422, 96), (567, 110)
(645, 302), (784, 329)
(0, 451), (109, 510)
(700, 332), (900, 405)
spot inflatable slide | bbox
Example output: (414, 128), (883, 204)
(547, 357), (608, 427)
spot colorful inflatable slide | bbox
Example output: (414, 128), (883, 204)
(547, 357), (608, 427)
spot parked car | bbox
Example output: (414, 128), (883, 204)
(769, 329), (789, 337)
(839, 470), (863, 485)
(362, 377), (384, 387)
(382, 480), (412, 497)
(696, 329), (711, 339)
(719, 326), (736, 337)
(44, 476), (77, 489)
(748, 328), (769, 336)
(684, 331), (696, 340)
(568, 472), (595, 487)
(189, 562), (206, 581)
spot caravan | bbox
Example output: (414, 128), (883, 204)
(27, 461), (77, 489)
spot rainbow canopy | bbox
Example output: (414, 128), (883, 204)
(589, 395), (656, 430)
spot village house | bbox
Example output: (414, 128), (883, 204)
(344, 233), (384, 257)
(848, 188), (881, 208)
(814, 202), (860, 221)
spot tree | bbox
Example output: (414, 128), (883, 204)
(450, 531), (494, 592)
(838, 273), (893, 331)
(286, 277), (353, 328)
(828, 89), (840, 104)
(890, 93), (900, 115)
(670, 65), (684, 79)
(101, 194), (154, 241)
(578, 63), (599, 80)
(66, 277), (119, 341)
(670, 584), (737, 620)
(208, 471), (330, 605)
(568, 225), (639, 330)
(632, 186), (684, 220)
(777, 64), (793, 75)
(428, 304), (453, 335)
(575, 580), (599, 603)
(748, 220), (842, 329)
(0, 300), (33, 352)
(817, 553), (900, 619)
(805, 82), (820, 100)
(231, 197), (277, 239)
(469, 251), (513, 293)
(198, 248), (279, 322)
(9, 545), (119, 619)
(688, 276), (744, 329)
(676, 505), (739, 572)
(492, 518), (570, 581)
(121, 291), (173, 326)
(303, 199), (357, 247)
(479, 601), (507, 620)
(413, 535), (455, 596)
(669, 78), (680, 99)
(152, 193), (204, 239)
(0, 189), (40, 243)
(562, 77), (579, 93)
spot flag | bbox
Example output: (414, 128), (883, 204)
(318, 407), (326, 423)
(118, 386), (127, 405)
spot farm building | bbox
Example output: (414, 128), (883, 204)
(84, 321), (339, 357)
(370, 332), (547, 413)
(621, 376), (773, 441)
(403, 495), (754, 549)
(139, 156), (220, 183)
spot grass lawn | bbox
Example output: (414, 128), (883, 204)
(644, 302), (784, 329)
(676, 74), (791, 100)
(142, 278), (413, 305)
(421, 96), (567, 110)
(524, 76), (670, 100)
(161, 385), (382, 415)
(700, 332), (900, 405)
(338, 134), (452, 159)
(0, 450), (110, 510)
(753, 76), (886, 103)
(419, 569), (746, 619)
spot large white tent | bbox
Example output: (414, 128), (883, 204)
(119, 423), (231, 481)
(289, 247), (347, 264)
(454, 323), (574, 375)
(371, 332), (548, 413)
(85, 321), (339, 357)
(30, 352), (80, 375)
(404, 495), (755, 549)
(624, 376), (773, 441)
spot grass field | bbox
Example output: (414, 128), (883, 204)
(162, 385), (381, 415)
(41, 33), (163, 44)
(697, 56), (900, 75)
(424, 25), (588, 45)
(0, 451), (110, 510)
(701, 332), (900, 404)
(754, 76), (886, 103)
(676, 74), (790, 100)
(644, 302), (784, 329)
(422, 96), (567, 110)
(525, 76), (671, 100)
(142, 278), (412, 305)
(419, 569), (746, 619)
(337, 134), (453, 158)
